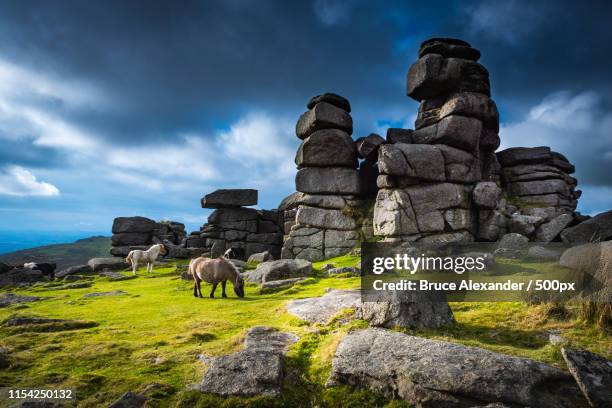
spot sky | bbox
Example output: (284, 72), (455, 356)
(0, 0), (611, 234)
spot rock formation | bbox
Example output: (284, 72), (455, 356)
(282, 93), (371, 261)
(197, 189), (283, 259)
(372, 39), (500, 243)
(110, 216), (186, 257)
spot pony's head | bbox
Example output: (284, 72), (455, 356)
(223, 248), (235, 259)
(233, 275), (245, 298)
(158, 244), (168, 256)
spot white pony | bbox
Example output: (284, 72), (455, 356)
(125, 244), (167, 275)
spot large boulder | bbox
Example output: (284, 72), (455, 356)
(296, 102), (353, 139)
(561, 210), (612, 244)
(56, 264), (92, 278)
(295, 167), (361, 195)
(561, 348), (612, 408)
(496, 146), (552, 167)
(535, 213), (574, 242)
(198, 326), (298, 397)
(295, 129), (357, 168)
(328, 328), (588, 407)
(112, 216), (157, 234)
(418, 38), (480, 60)
(358, 291), (455, 329)
(307, 92), (351, 112)
(243, 259), (312, 283)
(111, 232), (151, 246)
(0, 268), (47, 288)
(497, 233), (529, 250)
(88, 258), (129, 272)
(411, 115), (482, 155)
(286, 289), (361, 323)
(201, 189), (258, 208)
(247, 251), (274, 263)
(355, 133), (385, 160)
(386, 128), (413, 144)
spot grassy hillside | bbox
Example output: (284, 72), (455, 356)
(0, 255), (609, 407)
(0, 236), (111, 270)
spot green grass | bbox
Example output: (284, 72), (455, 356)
(0, 254), (609, 407)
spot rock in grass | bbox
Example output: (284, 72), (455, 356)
(328, 328), (589, 407)
(198, 326), (298, 396)
(561, 348), (612, 408)
(325, 266), (360, 276)
(260, 277), (306, 292)
(88, 257), (129, 272)
(0, 268), (47, 288)
(108, 391), (147, 408)
(243, 259), (312, 283)
(0, 292), (42, 307)
(82, 290), (128, 298)
(99, 271), (136, 281)
(286, 289), (360, 323)
(55, 264), (92, 278)
(247, 251), (274, 263)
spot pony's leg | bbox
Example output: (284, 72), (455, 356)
(132, 262), (137, 276)
(193, 277), (199, 298)
(197, 279), (203, 298)
(209, 282), (218, 298)
(221, 280), (227, 298)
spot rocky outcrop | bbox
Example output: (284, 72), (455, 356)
(198, 326), (298, 396)
(194, 189), (283, 260)
(561, 348), (612, 408)
(374, 38), (499, 244)
(282, 94), (371, 261)
(286, 289), (361, 323)
(242, 259), (312, 283)
(328, 328), (588, 407)
(561, 210), (612, 244)
(110, 216), (186, 257)
(0, 268), (48, 288)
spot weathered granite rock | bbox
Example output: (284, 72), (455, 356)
(0, 268), (46, 287)
(247, 251), (274, 263)
(198, 326), (298, 396)
(83, 290), (128, 298)
(328, 328), (588, 408)
(243, 259), (312, 283)
(419, 40), (481, 61)
(497, 146), (552, 167)
(526, 246), (562, 262)
(296, 206), (356, 230)
(536, 213), (574, 242)
(112, 216), (157, 234)
(510, 179), (570, 197)
(88, 258), (128, 272)
(286, 289), (361, 323)
(412, 115), (482, 155)
(355, 133), (385, 159)
(358, 290), (454, 329)
(0, 292), (42, 307)
(307, 92), (351, 112)
(108, 391), (147, 408)
(472, 181), (502, 209)
(326, 266), (360, 276)
(295, 167), (361, 195)
(407, 54), (491, 101)
(561, 210), (612, 244)
(509, 214), (544, 237)
(497, 233), (529, 250)
(56, 264), (92, 278)
(561, 347), (612, 408)
(201, 189), (258, 208)
(261, 277), (307, 292)
(378, 144), (446, 181)
(386, 128), (413, 144)
(296, 129), (357, 168)
(296, 102), (353, 139)
(111, 232), (151, 246)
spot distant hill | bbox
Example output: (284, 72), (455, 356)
(0, 236), (111, 270)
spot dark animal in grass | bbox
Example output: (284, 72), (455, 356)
(188, 256), (245, 299)
(23, 262), (56, 279)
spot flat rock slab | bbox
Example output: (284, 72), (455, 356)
(201, 189), (258, 208)
(562, 347), (612, 407)
(261, 277), (307, 291)
(0, 292), (43, 307)
(99, 271), (136, 281)
(243, 259), (312, 283)
(286, 289), (361, 323)
(328, 328), (588, 408)
(83, 290), (128, 298)
(198, 326), (298, 396)
(88, 257), (129, 272)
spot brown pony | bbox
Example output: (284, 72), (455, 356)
(188, 256), (245, 298)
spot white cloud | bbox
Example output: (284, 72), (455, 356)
(313, 0), (354, 25)
(0, 166), (60, 197)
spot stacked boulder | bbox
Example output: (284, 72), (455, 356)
(373, 38), (500, 243)
(497, 147), (579, 241)
(110, 216), (186, 257)
(198, 189), (283, 259)
(281, 93), (369, 261)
